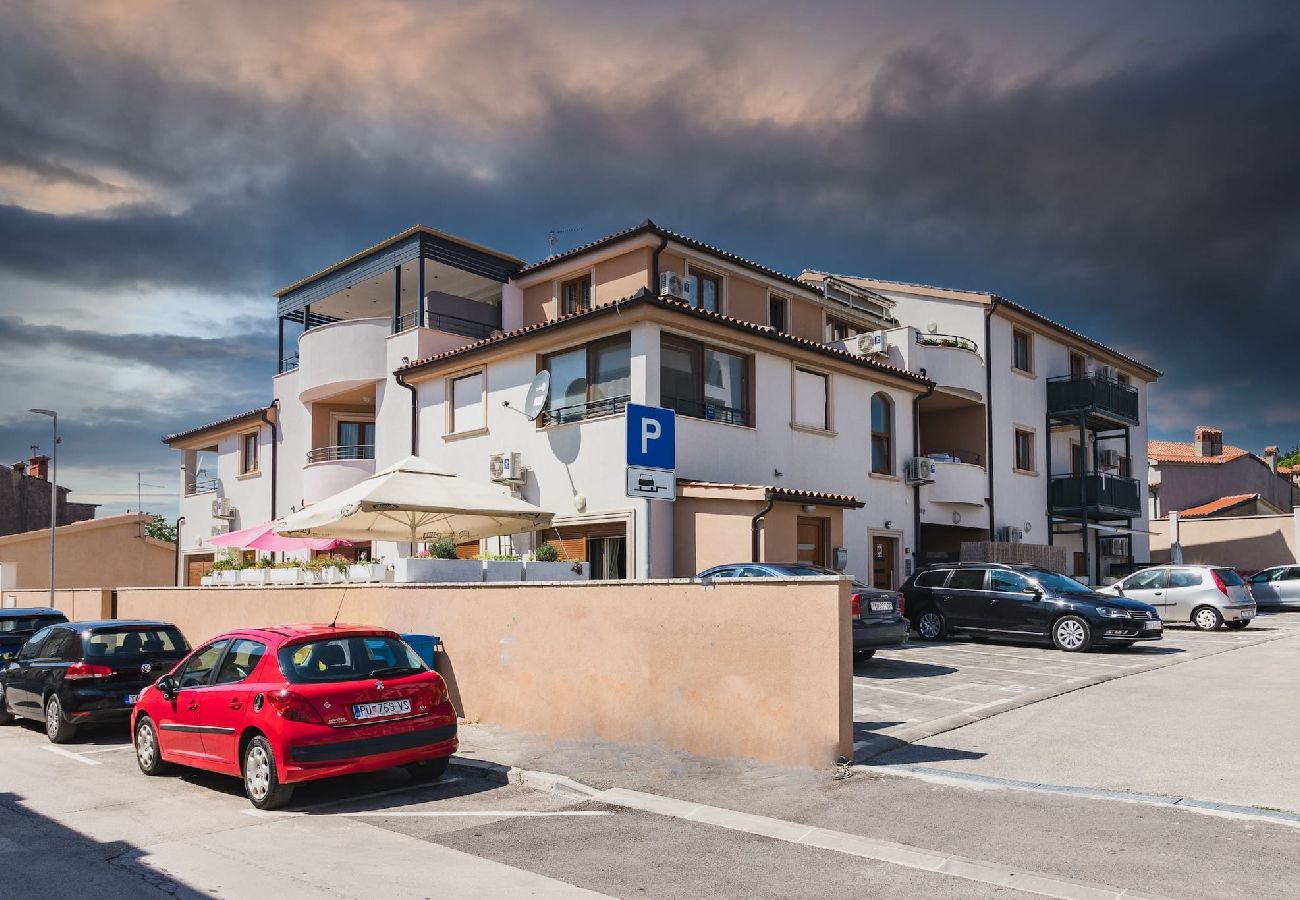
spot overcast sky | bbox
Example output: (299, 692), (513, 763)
(2, 0), (1297, 520)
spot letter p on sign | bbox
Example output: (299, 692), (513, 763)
(626, 404), (675, 470)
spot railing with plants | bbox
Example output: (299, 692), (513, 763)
(915, 333), (978, 353)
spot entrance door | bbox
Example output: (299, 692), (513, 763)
(797, 518), (829, 567)
(872, 535), (898, 589)
(186, 554), (214, 587)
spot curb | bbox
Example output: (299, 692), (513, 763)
(450, 756), (604, 801)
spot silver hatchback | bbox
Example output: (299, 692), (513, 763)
(1101, 565), (1255, 630)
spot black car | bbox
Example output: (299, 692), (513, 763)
(899, 563), (1162, 652)
(0, 620), (190, 742)
(0, 608), (69, 663)
(696, 562), (909, 663)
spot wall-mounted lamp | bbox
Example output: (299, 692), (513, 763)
(883, 520), (893, 530)
(802, 504), (817, 514)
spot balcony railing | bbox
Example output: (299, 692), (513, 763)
(1049, 473), (1142, 518)
(1047, 374), (1139, 426)
(306, 444), (375, 463)
(662, 397), (751, 427)
(923, 448), (983, 466)
(185, 478), (218, 497)
(915, 333), (978, 353)
(540, 394), (630, 427)
(279, 353), (299, 374)
(394, 310), (499, 339)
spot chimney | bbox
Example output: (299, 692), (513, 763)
(28, 454), (50, 480)
(11, 461), (26, 475)
(1264, 445), (1279, 474)
(1194, 426), (1223, 458)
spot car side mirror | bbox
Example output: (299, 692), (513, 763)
(155, 675), (177, 699)
(1023, 587), (1042, 598)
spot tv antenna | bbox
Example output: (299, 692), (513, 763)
(547, 226), (577, 257)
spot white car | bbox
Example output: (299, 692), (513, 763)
(1101, 565), (1255, 630)
(1247, 566), (1300, 609)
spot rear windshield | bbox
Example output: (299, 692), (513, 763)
(0, 615), (67, 635)
(85, 627), (189, 658)
(278, 636), (427, 684)
(1214, 568), (1246, 586)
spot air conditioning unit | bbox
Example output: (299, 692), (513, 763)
(997, 526), (1024, 544)
(904, 457), (936, 485)
(209, 525), (228, 537)
(659, 270), (689, 302)
(1099, 449), (1122, 469)
(1099, 536), (1130, 557)
(489, 452), (526, 484)
(857, 331), (889, 355)
(211, 498), (235, 519)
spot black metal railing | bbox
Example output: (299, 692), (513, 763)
(306, 444), (376, 463)
(185, 478), (218, 496)
(540, 394), (630, 427)
(1049, 473), (1142, 517)
(923, 448), (983, 466)
(394, 309), (500, 340)
(279, 354), (299, 374)
(662, 396), (751, 427)
(916, 333), (978, 353)
(1047, 373), (1139, 425)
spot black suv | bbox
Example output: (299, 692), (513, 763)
(0, 608), (69, 663)
(0, 620), (190, 742)
(899, 563), (1162, 652)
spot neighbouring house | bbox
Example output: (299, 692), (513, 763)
(164, 219), (1161, 588)
(0, 513), (176, 589)
(1148, 428), (1295, 520)
(0, 454), (98, 537)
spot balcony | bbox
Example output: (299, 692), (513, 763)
(395, 309), (499, 340)
(1047, 374), (1139, 428)
(540, 395), (630, 427)
(306, 444), (375, 463)
(925, 457), (986, 506)
(303, 446), (376, 504)
(1049, 473), (1142, 520)
(185, 477), (218, 497)
(297, 317), (390, 402)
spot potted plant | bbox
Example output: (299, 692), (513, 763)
(347, 554), (390, 583)
(309, 555), (349, 584)
(481, 552), (523, 582)
(239, 556), (274, 585)
(212, 555), (241, 586)
(199, 566), (218, 587)
(270, 558), (309, 585)
(524, 542), (589, 581)
(393, 537), (482, 583)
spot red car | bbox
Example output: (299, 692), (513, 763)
(130, 624), (457, 809)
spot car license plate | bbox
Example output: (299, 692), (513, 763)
(352, 699), (411, 721)
(1142, 621), (1161, 631)
(125, 694), (138, 705)
(869, 600), (893, 612)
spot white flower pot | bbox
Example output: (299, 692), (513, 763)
(318, 567), (346, 584)
(239, 569), (271, 585)
(270, 568), (303, 585)
(393, 558), (483, 583)
(217, 570), (239, 586)
(348, 563), (388, 583)
(199, 575), (217, 587)
(524, 560), (589, 581)
(482, 560), (524, 582)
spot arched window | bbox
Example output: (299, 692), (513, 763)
(871, 393), (893, 475)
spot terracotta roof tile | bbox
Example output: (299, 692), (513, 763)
(1147, 440), (1249, 465)
(1178, 493), (1260, 518)
(163, 406), (272, 445)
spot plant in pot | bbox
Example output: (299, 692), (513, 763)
(525, 542), (589, 581)
(348, 553), (389, 583)
(308, 555), (349, 584)
(394, 536), (481, 583)
(239, 555), (274, 585)
(270, 558), (308, 585)
(212, 553), (242, 586)
(480, 551), (523, 582)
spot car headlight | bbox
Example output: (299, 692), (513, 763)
(1097, 607), (1130, 618)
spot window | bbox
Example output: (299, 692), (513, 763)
(543, 334), (631, 424)
(1014, 428), (1035, 473)
(826, 318), (858, 343)
(1012, 329), (1033, 373)
(84, 626), (187, 657)
(1117, 372), (1132, 386)
(793, 368), (830, 431)
(450, 371), (485, 433)
(1069, 351), (1087, 378)
(1125, 569), (1167, 590)
(278, 636), (426, 684)
(175, 640), (230, 689)
(40, 629), (77, 661)
(989, 570), (1032, 593)
(769, 295), (788, 333)
(240, 432), (258, 474)
(214, 638), (266, 685)
(947, 569), (987, 590)
(18, 626), (56, 661)
(336, 420), (375, 458)
(914, 569), (951, 589)
(690, 271), (721, 313)
(560, 275), (591, 316)
(660, 335), (749, 425)
(870, 393), (893, 474)
(1169, 569), (1203, 589)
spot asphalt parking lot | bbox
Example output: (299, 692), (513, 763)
(852, 610), (1300, 759)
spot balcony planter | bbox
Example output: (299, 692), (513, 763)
(270, 567), (305, 585)
(217, 570), (240, 586)
(199, 575), (217, 587)
(482, 560), (524, 582)
(523, 560), (589, 581)
(239, 569), (272, 586)
(317, 566), (346, 584)
(347, 563), (389, 583)
(392, 558), (482, 584)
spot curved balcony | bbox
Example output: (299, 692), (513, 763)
(302, 445), (375, 504)
(910, 333), (984, 400)
(297, 317), (389, 402)
(925, 459), (987, 505)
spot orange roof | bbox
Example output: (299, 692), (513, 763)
(1178, 494), (1260, 518)
(1147, 440), (1249, 465)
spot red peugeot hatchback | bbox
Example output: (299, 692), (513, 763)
(130, 624), (457, 809)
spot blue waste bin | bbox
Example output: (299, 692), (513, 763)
(401, 633), (440, 671)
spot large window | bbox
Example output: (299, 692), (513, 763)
(1012, 328), (1034, 373)
(450, 371), (485, 433)
(543, 334), (630, 424)
(560, 275), (591, 316)
(336, 420), (375, 458)
(870, 393), (893, 474)
(690, 271), (721, 313)
(793, 368), (830, 431)
(769, 295), (788, 333)
(1014, 427), (1036, 473)
(240, 432), (258, 475)
(661, 335), (749, 426)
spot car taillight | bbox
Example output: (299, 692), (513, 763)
(1211, 570), (1229, 597)
(268, 689), (324, 724)
(63, 662), (113, 680)
(850, 593), (863, 619)
(897, 591), (906, 616)
(428, 675), (448, 706)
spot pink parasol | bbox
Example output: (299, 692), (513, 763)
(206, 521), (349, 552)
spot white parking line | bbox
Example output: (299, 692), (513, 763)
(243, 809), (612, 819)
(896, 645), (1142, 669)
(852, 684), (978, 703)
(42, 746), (101, 766)
(79, 745), (134, 755)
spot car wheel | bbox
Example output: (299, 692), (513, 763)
(1051, 615), (1092, 652)
(915, 610), (946, 641)
(1192, 606), (1223, 631)
(243, 735), (294, 810)
(44, 694), (76, 744)
(0, 686), (13, 725)
(1225, 620), (1249, 630)
(853, 648), (877, 664)
(407, 755), (451, 783)
(134, 717), (170, 776)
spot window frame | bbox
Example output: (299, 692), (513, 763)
(1012, 328), (1034, 375)
(447, 368), (488, 437)
(659, 332), (752, 427)
(539, 333), (632, 426)
(989, 570), (1032, 593)
(1013, 426), (1036, 475)
(792, 366), (833, 433)
(175, 639), (231, 690)
(559, 273), (592, 316)
(213, 638), (267, 686)
(239, 430), (259, 476)
(870, 392), (894, 475)
(1069, 351), (1087, 378)
(768, 293), (788, 333)
(947, 569), (989, 591)
(685, 263), (723, 314)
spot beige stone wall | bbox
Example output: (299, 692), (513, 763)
(1150, 514), (1298, 571)
(1, 588), (113, 620)
(116, 579), (852, 768)
(0, 515), (175, 590)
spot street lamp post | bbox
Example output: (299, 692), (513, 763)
(29, 409), (58, 608)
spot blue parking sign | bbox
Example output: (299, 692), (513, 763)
(626, 404), (675, 470)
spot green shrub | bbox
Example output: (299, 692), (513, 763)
(428, 537), (459, 560)
(532, 543), (560, 562)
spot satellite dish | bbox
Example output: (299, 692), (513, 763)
(926, 321), (939, 334)
(522, 370), (551, 421)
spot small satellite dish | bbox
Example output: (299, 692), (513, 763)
(1023, 521), (1033, 534)
(522, 370), (551, 421)
(926, 321), (939, 334)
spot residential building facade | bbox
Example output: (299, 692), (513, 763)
(1148, 428), (1296, 519)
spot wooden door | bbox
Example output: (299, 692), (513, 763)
(186, 554), (214, 587)
(872, 536), (898, 589)
(796, 517), (829, 567)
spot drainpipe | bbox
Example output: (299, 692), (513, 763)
(984, 299), (1000, 536)
(259, 401), (279, 520)
(751, 492), (775, 563)
(649, 226), (668, 294)
(912, 380), (936, 564)
(174, 516), (185, 586)
(395, 371), (418, 455)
